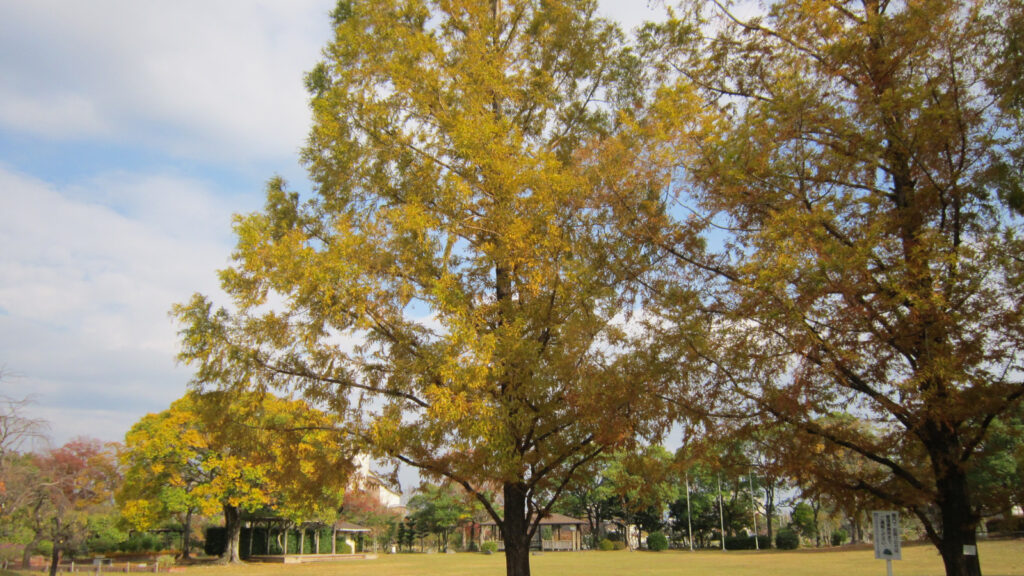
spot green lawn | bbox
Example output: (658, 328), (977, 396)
(180, 540), (1024, 576)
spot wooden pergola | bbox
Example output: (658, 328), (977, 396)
(241, 514), (373, 563)
(477, 513), (586, 551)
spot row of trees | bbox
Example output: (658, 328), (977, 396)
(556, 445), (904, 551)
(117, 391), (354, 564)
(0, 384), (357, 572)
(171, 0), (1024, 575)
(0, 391), (122, 573)
(166, 1), (1024, 576)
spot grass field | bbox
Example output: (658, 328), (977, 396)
(180, 540), (1024, 576)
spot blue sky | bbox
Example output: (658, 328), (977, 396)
(0, 1), (666, 455)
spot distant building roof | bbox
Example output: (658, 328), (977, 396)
(334, 521), (371, 532)
(479, 512), (585, 527)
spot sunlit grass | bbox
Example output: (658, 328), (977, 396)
(178, 539), (1024, 576)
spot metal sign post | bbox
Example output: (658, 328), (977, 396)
(872, 511), (902, 576)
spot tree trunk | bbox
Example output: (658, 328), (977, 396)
(221, 504), (243, 564)
(764, 481), (775, 549)
(501, 482), (532, 576)
(935, 465), (982, 576)
(48, 517), (62, 576)
(812, 497), (822, 548)
(47, 543), (60, 576)
(181, 508), (193, 559)
(22, 498), (46, 570)
(22, 532), (43, 569)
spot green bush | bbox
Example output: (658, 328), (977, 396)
(612, 541), (627, 550)
(480, 541), (498, 554)
(119, 532), (163, 554)
(598, 538), (615, 551)
(831, 529), (848, 546)
(646, 531), (668, 551)
(776, 528), (800, 550)
(204, 527), (226, 557)
(156, 555), (175, 570)
(36, 540), (53, 559)
(724, 535), (770, 550)
(86, 515), (128, 554)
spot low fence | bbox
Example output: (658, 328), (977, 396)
(494, 540), (577, 552)
(33, 560), (178, 574)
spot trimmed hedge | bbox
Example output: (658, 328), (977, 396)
(724, 535), (771, 550)
(776, 528), (800, 550)
(204, 527), (226, 557)
(480, 541), (498, 554)
(646, 531), (668, 552)
(598, 539), (614, 551)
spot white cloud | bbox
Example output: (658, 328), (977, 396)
(0, 92), (109, 140)
(0, 0), (675, 454)
(0, 0), (332, 166)
(0, 165), (240, 443)
(597, 0), (668, 33)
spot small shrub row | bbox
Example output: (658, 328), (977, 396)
(775, 528), (800, 550)
(480, 541), (498, 554)
(724, 535), (770, 550)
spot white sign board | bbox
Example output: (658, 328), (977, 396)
(873, 511), (902, 561)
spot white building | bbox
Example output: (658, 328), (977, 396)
(351, 454), (403, 509)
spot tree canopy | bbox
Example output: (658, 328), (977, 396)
(174, 1), (676, 575)
(169, 2), (1024, 576)
(118, 392), (352, 563)
(641, 1), (1024, 575)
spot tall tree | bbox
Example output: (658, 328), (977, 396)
(117, 392), (352, 563)
(407, 482), (474, 552)
(643, 2), (1024, 575)
(28, 439), (119, 576)
(0, 393), (47, 546)
(553, 465), (616, 546)
(174, 2), (674, 576)
(117, 395), (209, 559)
(601, 446), (678, 547)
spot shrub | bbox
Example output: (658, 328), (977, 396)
(119, 532), (163, 554)
(831, 529), (848, 546)
(776, 528), (800, 550)
(480, 541), (498, 554)
(612, 541), (627, 550)
(646, 531), (668, 552)
(156, 555), (175, 570)
(724, 535), (770, 550)
(598, 539), (615, 551)
(204, 527), (226, 557)
(467, 541), (479, 552)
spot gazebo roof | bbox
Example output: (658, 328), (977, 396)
(479, 512), (585, 526)
(334, 520), (372, 532)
